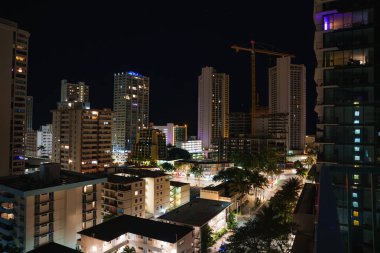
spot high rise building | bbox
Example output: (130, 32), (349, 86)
(60, 79), (89, 104)
(37, 124), (53, 158)
(198, 66), (229, 149)
(269, 56), (306, 154)
(52, 107), (112, 173)
(25, 130), (37, 157)
(112, 71), (149, 162)
(153, 123), (187, 146)
(314, 1), (380, 252)
(229, 112), (251, 137)
(132, 128), (167, 162)
(26, 96), (33, 131)
(0, 18), (30, 176)
(0, 163), (106, 251)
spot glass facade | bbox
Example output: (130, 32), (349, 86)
(315, 0), (380, 252)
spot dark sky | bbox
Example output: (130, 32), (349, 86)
(1, 1), (316, 136)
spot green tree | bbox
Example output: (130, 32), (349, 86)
(122, 246), (136, 253)
(190, 164), (204, 183)
(305, 155), (315, 169)
(167, 147), (191, 160)
(102, 213), (117, 222)
(201, 224), (213, 253)
(230, 151), (253, 168)
(37, 145), (45, 151)
(160, 162), (175, 174)
(227, 212), (238, 230)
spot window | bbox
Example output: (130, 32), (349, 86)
(134, 191), (138, 196)
(354, 156), (360, 161)
(354, 120), (360, 124)
(353, 220), (360, 226)
(353, 201), (359, 208)
(355, 129), (360, 135)
(354, 174), (360, 180)
(355, 111), (360, 116)
(354, 147), (360, 152)
(352, 192), (358, 198)
(354, 138), (361, 143)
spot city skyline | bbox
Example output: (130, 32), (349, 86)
(0, 1), (316, 136)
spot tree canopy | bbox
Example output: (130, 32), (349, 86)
(167, 147), (191, 160)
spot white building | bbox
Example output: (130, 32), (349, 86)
(269, 56), (306, 153)
(79, 215), (194, 253)
(198, 66), (229, 150)
(37, 124), (53, 158)
(0, 18), (30, 176)
(0, 163), (106, 252)
(112, 71), (149, 162)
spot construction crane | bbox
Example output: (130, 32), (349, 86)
(231, 41), (294, 136)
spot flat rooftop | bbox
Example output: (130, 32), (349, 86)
(116, 168), (168, 178)
(26, 242), (78, 253)
(107, 174), (143, 184)
(79, 215), (193, 243)
(159, 198), (231, 227)
(0, 170), (106, 192)
(170, 181), (190, 187)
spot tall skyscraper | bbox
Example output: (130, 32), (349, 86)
(37, 124), (53, 158)
(0, 18), (30, 176)
(229, 112), (251, 137)
(112, 71), (149, 162)
(314, 1), (379, 252)
(61, 79), (89, 104)
(269, 56), (306, 154)
(26, 96), (33, 131)
(198, 66), (229, 150)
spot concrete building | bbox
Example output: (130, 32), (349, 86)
(26, 96), (33, 131)
(78, 215), (194, 253)
(60, 79), (89, 105)
(0, 18), (30, 176)
(169, 181), (190, 210)
(112, 71), (149, 162)
(153, 123), (187, 146)
(269, 56), (306, 154)
(176, 139), (203, 159)
(52, 108), (112, 173)
(198, 66), (229, 149)
(229, 112), (251, 137)
(25, 130), (37, 157)
(116, 168), (170, 218)
(200, 182), (247, 212)
(101, 175), (145, 218)
(36, 124), (53, 158)
(159, 198), (231, 252)
(0, 163), (106, 252)
(132, 128), (167, 162)
(314, 1), (380, 252)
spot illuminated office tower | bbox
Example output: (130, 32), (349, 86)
(198, 66), (229, 149)
(314, 1), (380, 252)
(112, 71), (149, 162)
(0, 18), (30, 176)
(269, 56), (306, 154)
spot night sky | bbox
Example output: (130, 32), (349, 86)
(1, 1), (316, 136)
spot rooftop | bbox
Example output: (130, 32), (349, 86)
(107, 174), (142, 184)
(0, 169), (106, 192)
(26, 242), (78, 253)
(170, 181), (190, 187)
(79, 215), (193, 243)
(159, 198), (231, 227)
(117, 168), (168, 178)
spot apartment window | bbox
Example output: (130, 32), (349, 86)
(353, 201), (359, 208)
(353, 220), (360, 226)
(354, 147), (360, 152)
(355, 111), (360, 116)
(354, 174), (360, 180)
(354, 156), (360, 161)
(134, 191), (138, 196)
(352, 193), (358, 198)
(355, 129), (361, 135)
(354, 138), (361, 143)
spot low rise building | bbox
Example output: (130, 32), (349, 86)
(101, 175), (145, 218)
(0, 163), (106, 252)
(159, 198), (231, 252)
(116, 168), (170, 217)
(78, 215), (194, 253)
(200, 182), (247, 212)
(170, 181), (190, 210)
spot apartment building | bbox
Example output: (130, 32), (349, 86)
(79, 215), (194, 253)
(0, 163), (106, 252)
(101, 174), (145, 218)
(153, 123), (188, 146)
(36, 124), (53, 158)
(170, 181), (190, 210)
(132, 128), (167, 162)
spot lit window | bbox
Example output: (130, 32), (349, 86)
(353, 174), (359, 180)
(354, 156), (360, 161)
(354, 138), (361, 143)
(354, 111), (360, 116)
(355, 129), (360, 135)
(352, 193), (358, 198)
(353, 220), (359, 226)
(353, 201), (359, 208)
(135, 191), (138, 196)
(354, 120), (360, 124)
(354, 147), (360, 152)
(353, 211), (359, 217)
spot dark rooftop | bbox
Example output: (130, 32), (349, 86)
(26, 242), (78, 253)
(117, 168), (168, 178)
(0, 169), (105, 192)
(107, 174), (142, 184)
(78, 215), (193, 243)
(203, 182), (227, 192)
(159, 198), (231, 227)
(170, 181), (190, 187)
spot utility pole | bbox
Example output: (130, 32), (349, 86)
(231, 41), (293, 136)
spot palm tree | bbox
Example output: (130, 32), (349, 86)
(122, 246), (136, 253)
